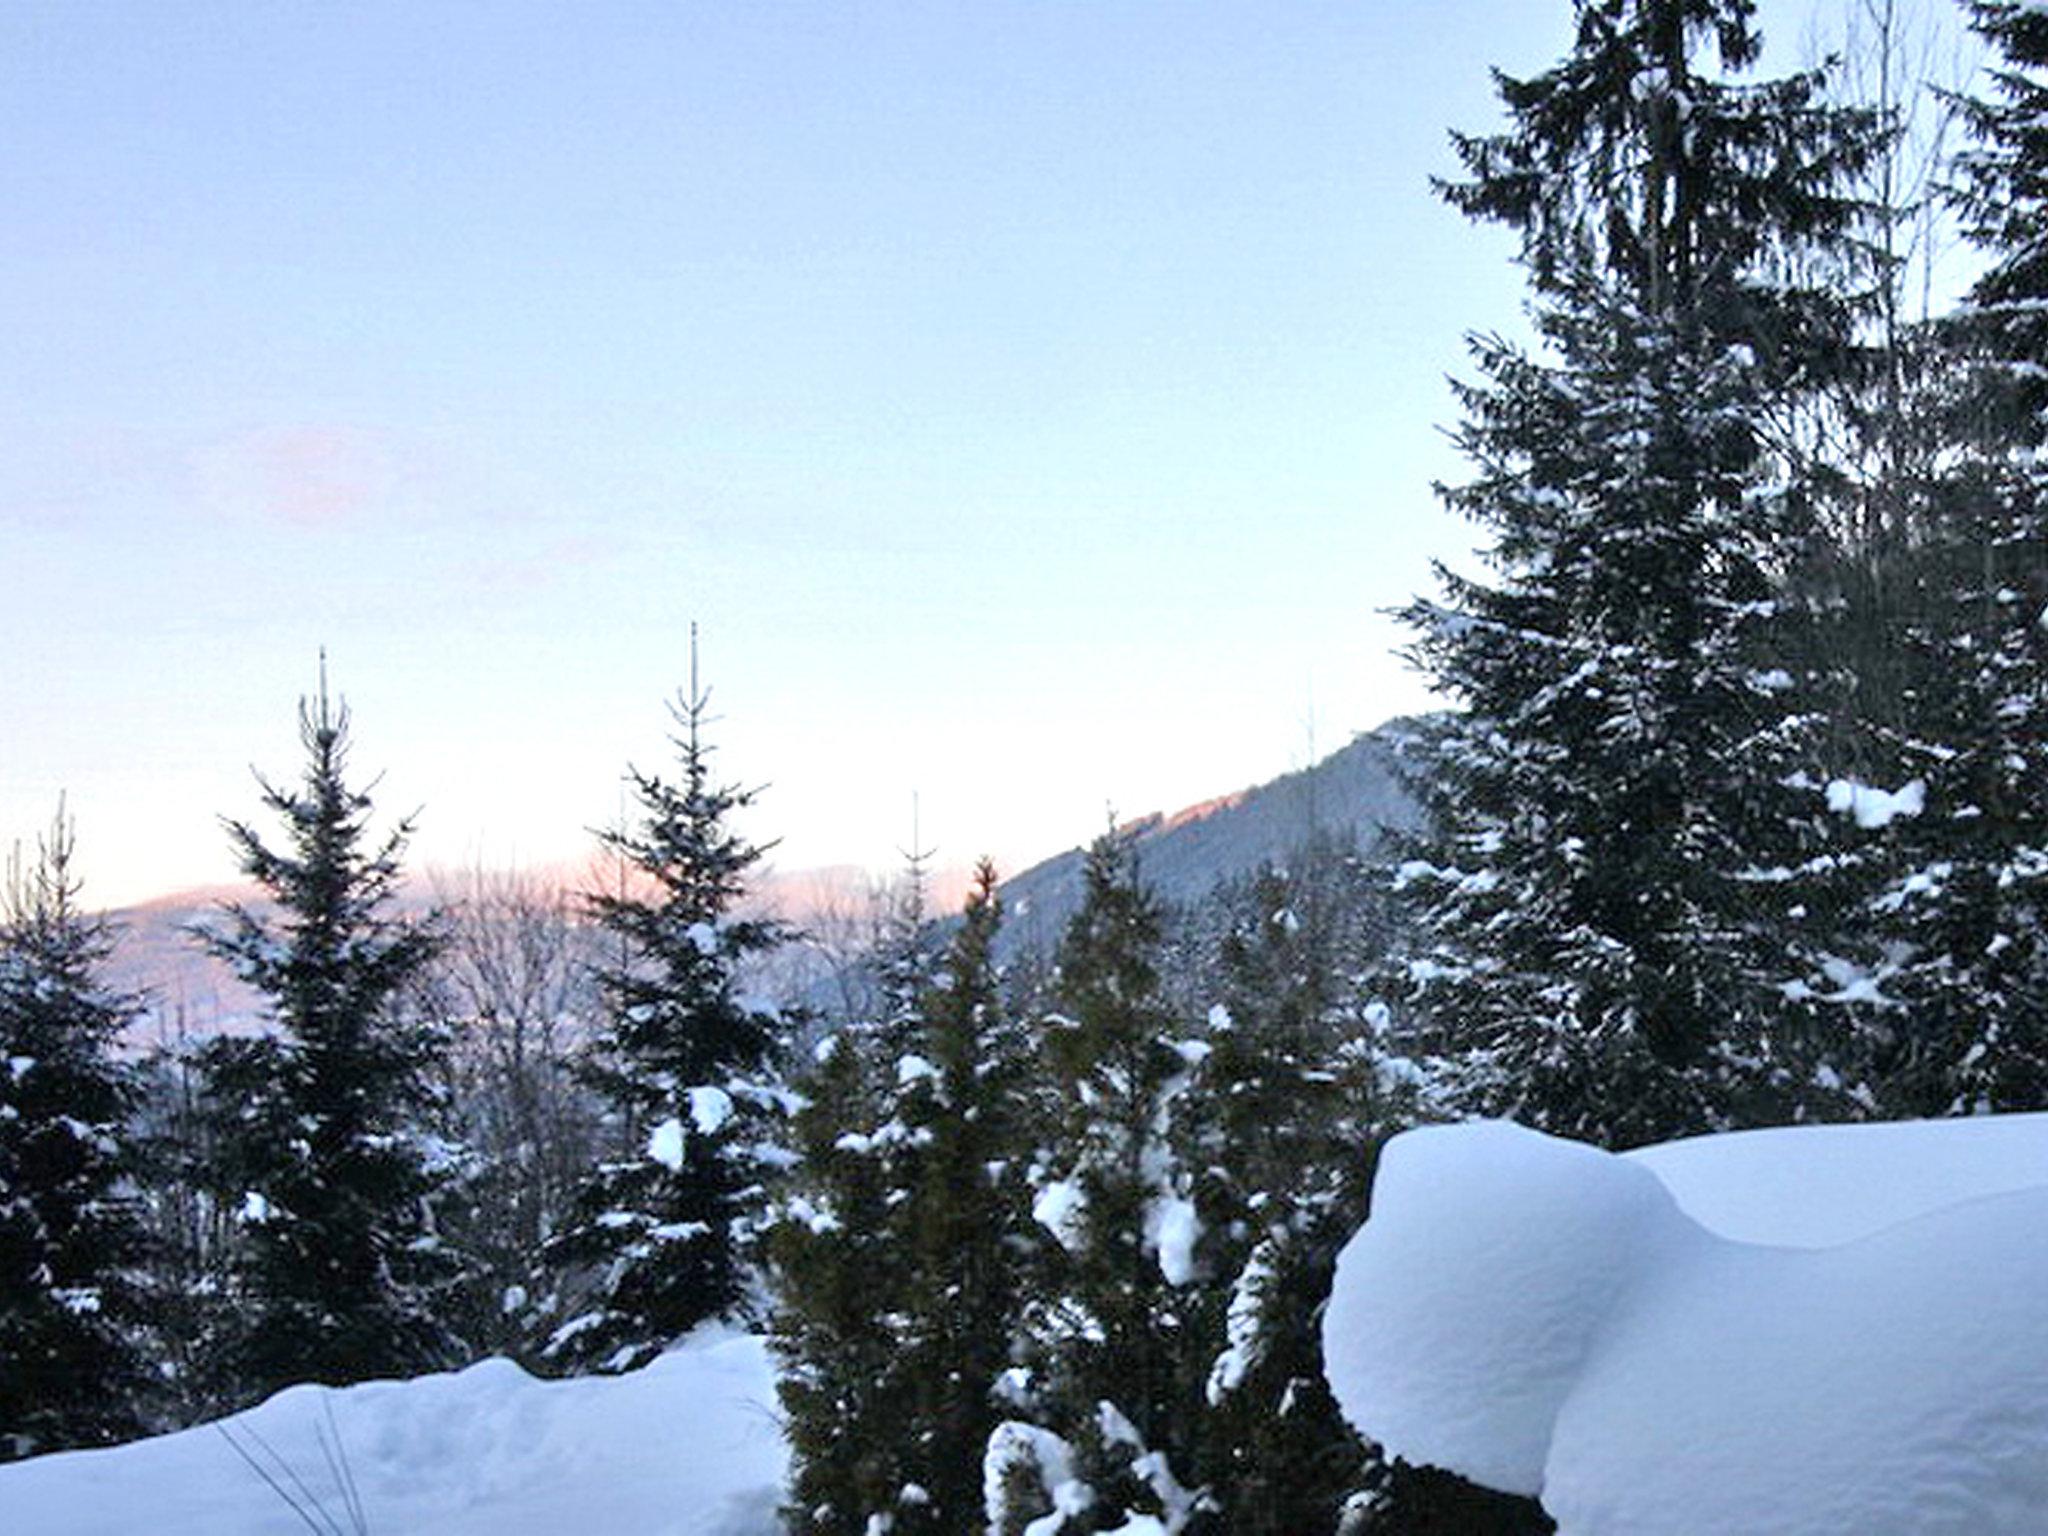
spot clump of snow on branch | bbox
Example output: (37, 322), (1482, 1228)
(1824, 776), (1925, 829)
(688, 1083), (735, 1135)
(1206, 1238), (1279, 1404)
(646, 1116), (686, 1171)
(984, 1420), (1090, 1536)
(1145, 1194), (1200, 1288)
(1032, 1178), (1087, 1250)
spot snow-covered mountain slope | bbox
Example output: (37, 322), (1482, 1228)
(992, 720), (1421, 956)
(104, 889), (273, 1039)
(0, 1329), (785, 1536)
(1324, 1115), (2048, 1536)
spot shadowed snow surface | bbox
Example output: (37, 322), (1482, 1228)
(0, 1328), (784, 1536)
(1324, 1117), (2048, 1536)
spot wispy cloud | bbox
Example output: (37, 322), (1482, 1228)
(463, 529), (621, 593)
(193, 425), (404, 528)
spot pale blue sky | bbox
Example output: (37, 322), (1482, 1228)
(1, 1), (1909, 906)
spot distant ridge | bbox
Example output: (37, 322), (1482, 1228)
(106, 890), (271, 1040)
(990, 719), (1423, 960)
(102, 720), (1426, 1031)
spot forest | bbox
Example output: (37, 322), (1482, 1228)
(4, 2), (2047, 1532)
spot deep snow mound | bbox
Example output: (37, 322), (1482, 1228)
(0, 1328), (785, 1536)
(1628, 1109), (2048, 1247)
(1324, 1117), (2048, 1536)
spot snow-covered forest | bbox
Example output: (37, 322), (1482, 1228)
(7, 1), (2048, 1532)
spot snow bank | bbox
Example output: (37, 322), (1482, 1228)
(1324, 1117), (2048, 1535)
(1322, 1122), (1698, 1498)
(1630, 1110), (2048, 1247)
(0, 1329), (785, 1536)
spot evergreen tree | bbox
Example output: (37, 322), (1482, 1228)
(194, 676), (463, 1402)
(1001, 833), (1209, 1534)
(1347, 1462), (1559, 1536)
(768, 855), (939, 1535)
(1180, 850), (1400, 1533)
(893, 859), (1035, 1534)
(1393, 0), (1886, 1147)
(1821, 0), (2048, 1114)
(774, 858), (1037, 1536)
(1951, 2), (2048, 447)
(0, 806), (150, 1459)
(769, 1020), (909, 1534)
(543, 669), (791, 1374)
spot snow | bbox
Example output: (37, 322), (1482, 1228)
(1323, 1122), (1663, 1498)
(834, 1118), (928, 1155)
(1206, 1240), (1277, 1403)
(689, 1083), (735, 1135)
(1323, 1116), (2048, 1535)
(1824, 775), (1925, 829)
(985, 1420), (1087, 1536)
(0, 1329), (785, 1536)
(1630, 1111), (2048, 1247)
(1097, 1400), (1206, 1531)
(782, 1191), (842, 1235)
(1146, 1193), (1201, 1286)
(1033, 1177), (1087, 1249)
(647, 1114), (687, 1170)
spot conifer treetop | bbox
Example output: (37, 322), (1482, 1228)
(0, 802), (150, 1457)
(205, 671), (441, 1047)
(1440, 0), (1882, 323)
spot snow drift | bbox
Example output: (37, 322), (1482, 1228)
(1323, 1115), (2048, 1535)
(1630, 1110), (2048, 1248)
(0, 1328), (785, 1536)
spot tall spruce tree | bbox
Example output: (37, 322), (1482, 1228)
(1000, 833), (1209, 1534)
(1394, 0), (1886, 1146)
(768, 854), (940, 1535)
(774, 858), (1036, 1536)
(1825, 0), (2048, 1114)
(0, 807), (150, 1459)
(196, 675), (463, 1401)
(1180, 850), (1401, 1533)
(543, 666), (790, 1374)
(894, 859), (1035, 1533)
(768, 1018), (909, 1535)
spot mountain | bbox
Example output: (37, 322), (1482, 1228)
(105, 888), (271, 1041)
(989, 719), (1423, 959)
(100, 720), (1425, 1034)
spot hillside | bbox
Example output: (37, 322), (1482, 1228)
(990, 719), (1422, 958)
